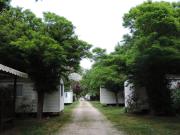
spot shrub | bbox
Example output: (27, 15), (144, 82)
(171, 89), (180, 114)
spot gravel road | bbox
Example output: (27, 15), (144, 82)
(57, 100), (124, 135)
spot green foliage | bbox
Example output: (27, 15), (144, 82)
(0, 8), (61, 93)
(81, 47), (127, 96)
(43, 12), (92, 70)
(0, 7), (91, 118)
(91, 47), (107, 61)
(0, 8), (42, 70)
(82, 1), (180, 115)
(0, 0), (11, 11)
(12, 34), (64, 93)
(122, 1), (180, 115)
(171, 89), (180, 114)
(0, 7), (91, 91)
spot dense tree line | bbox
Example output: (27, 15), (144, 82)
(0, 1), (91, 119)
(81, 1), (180, 115)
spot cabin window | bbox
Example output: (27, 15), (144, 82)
(60, 84), (63, 96)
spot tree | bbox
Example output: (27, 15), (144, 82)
(123, 1), (180, 115)
(0, 8), (42, 71)
(0, 0), (11, 11)
(0, 8), (64, 119)
(81, 47), (127, 105)
(91, 47), (107, 61)
(81, 1), (180, 113)
(12, 33), (64, 119)
(43, 12), (92, 71)
(0, 8), (91, 119)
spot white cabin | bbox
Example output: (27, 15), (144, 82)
(64, 91), (73, 104)
(85, 94), (91, 101)
(124, 76), (180, 112)
(167, 75), (180, 89)
(100, 87), (124, 105)
(124, 80), (149, 111)
(0, 78), (64, 113)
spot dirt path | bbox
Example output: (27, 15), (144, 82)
(56, 101), (123, 135)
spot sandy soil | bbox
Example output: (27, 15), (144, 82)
(56, 101), (124, 135)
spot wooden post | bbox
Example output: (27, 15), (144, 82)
(13, 76), (17, 116)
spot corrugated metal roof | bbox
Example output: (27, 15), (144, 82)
(0, 64), (28, 78)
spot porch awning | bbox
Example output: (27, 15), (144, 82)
(0, 64), (28, 78)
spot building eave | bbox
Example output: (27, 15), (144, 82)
(0, 64), (28, 78)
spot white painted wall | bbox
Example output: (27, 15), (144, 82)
(124, 77), (180, 111)
(64, 91), (73, 104)
(100, 87), (124, 105)
(124, 80), (149, 111)
(169, 80), (180, 90)
(85, 94), (91, 101)
(0, 78), (64, 113)
(124, 80), (133, 108)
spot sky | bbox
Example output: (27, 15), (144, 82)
(11, 0), (178, 69)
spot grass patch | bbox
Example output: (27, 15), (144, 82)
(91, 101), (180, 135)
(12, 101), (78, 135)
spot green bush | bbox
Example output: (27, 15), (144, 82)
(171, 89), (180, 114)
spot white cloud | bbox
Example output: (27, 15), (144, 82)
(11, 0), (178, 69)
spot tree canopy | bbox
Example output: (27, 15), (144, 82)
(123, 1), (180, 115)
(0, 6), (91, 119)
(81, 1), (180, 115)
(81, 47), (127, 104)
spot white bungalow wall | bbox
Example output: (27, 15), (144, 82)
(124, 77), (180, 111)
(85, 94), (91, 101)
(124, 80), (133, 108)
(168, 75), (180, 89)
(124, 80), (149, 110)
(100, 87), (124, 105)
(0, 78), (64, 113)
(64, 91), (73, 104)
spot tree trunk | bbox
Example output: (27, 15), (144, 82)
(114, 92), (119, 106)
(37, 91), (44, 120)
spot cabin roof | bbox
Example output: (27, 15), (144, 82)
(0, 64), (28, 78)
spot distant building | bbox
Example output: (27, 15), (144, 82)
(85, 94), (91, 101)
(64, 91), (73, 104)
(100, 87), (124, 105)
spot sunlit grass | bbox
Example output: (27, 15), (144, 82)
(91, 101), (180, 135)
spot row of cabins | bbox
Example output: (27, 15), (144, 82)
(0, 64), (73, 131)
(100, 76), (180, 111)
(1, 78), (65, 114)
